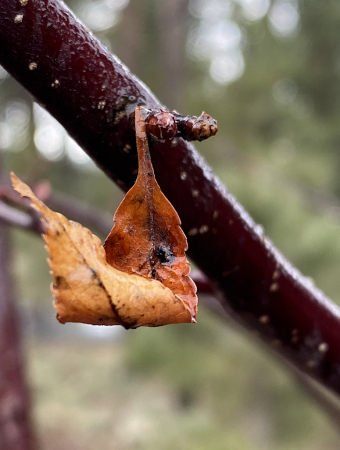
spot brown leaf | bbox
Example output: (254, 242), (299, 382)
(104, 106), (197, 319)
(11, 173), (194, 328)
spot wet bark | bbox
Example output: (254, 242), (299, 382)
(1, 0), (340, 397)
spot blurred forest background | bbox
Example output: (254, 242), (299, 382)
(2, 0), (340, 448)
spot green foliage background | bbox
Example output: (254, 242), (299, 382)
(2, 0), (340, 448)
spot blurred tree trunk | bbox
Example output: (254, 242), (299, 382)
(156, 0), (189, 110)
(116, 0), (189, 109)
(0, 154), (36, 450)
(116, 0), (145, 75)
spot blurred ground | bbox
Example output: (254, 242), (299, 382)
(26, 313), (340, 450)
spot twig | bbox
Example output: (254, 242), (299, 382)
(0, 182), (112, 236)
(0, 201), (41, 232)
(1, 0), (340, 397)
(46, 192), (113, 237)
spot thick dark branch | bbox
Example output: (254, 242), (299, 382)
(189, 270), (214, 294)
(1, 0), (340, 396)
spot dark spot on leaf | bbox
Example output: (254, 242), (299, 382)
(156, 246), (174, 264)
(55, 275), (69, 289)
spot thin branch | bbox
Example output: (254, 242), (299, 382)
(1, 0), (340, 396)
(46, 193), (113, 237)
(0, 182), (112, 236)
(0, 201), (40, 231)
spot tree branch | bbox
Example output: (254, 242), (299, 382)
(1, 0), (340, 396)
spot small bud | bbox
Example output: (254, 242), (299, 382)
(146, 111), (177, 142)
(191, 112), (218, 141)
(175, 111), (218, 142)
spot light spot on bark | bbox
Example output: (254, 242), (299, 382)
(192, 189), (199, 198)
(318, 342), (328, 353)
(272, 270), (280, 280)
(29, 62), (37, 71)
(271, 339), (281, 348)
(291, 328), (299, 343)
(114, 110), (125, 125)
(20, 0), (29, 5)
(180, 171), (187, 181)
(199, 225), (209, 234)
(188, 228), (198, 236)
(255, 224), (264, 236)
(98, 100), (106, 110)
(14, 14), (24, 24)
(269, 282), (279, 292)
(51, 79), (60, 88)
(306, 360), (317, 368)
(259, 315), (270, 324)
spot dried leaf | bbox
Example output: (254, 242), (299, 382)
(11, 173), (194, 328)
(104, 106), (197, 318)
